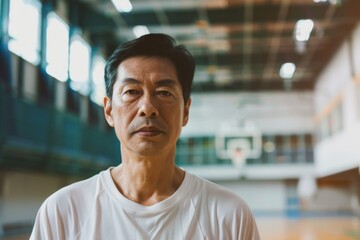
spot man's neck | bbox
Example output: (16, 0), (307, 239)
(110, 152), (185, 206)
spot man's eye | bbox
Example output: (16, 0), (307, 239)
(157, 91), (171, 96)
(124, 89), (140, 95)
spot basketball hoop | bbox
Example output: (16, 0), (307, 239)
(215, 119), (262, 163)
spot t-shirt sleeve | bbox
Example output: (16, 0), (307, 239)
(218, 189), (261, 240)
(29, 197), (67, 240)
(238, 208), (261, 240)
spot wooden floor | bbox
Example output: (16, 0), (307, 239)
(256, 216), (360, 240)
(1, 217), (359, 240)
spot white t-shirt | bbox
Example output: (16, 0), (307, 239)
(30, 168), (260, 240)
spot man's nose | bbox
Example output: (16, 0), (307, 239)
(138, 94), (159, 117)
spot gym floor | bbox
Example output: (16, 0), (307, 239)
(256, 216), (360, 240)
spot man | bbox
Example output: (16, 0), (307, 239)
(30, 33), (260, 239)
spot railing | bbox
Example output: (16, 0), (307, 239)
(0, 83), (120, 177)
(176, 135), (314, 166)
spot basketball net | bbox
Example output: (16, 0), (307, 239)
(229, 147), (247, 168)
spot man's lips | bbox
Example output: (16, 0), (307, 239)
(134, 126), (163, 136)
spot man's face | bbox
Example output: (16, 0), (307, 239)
(104, 56), (191, 156)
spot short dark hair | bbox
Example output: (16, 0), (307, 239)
(104, 33), (195, 103)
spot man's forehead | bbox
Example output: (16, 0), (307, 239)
(121, 56), (174, 70)
(116, 57), (180, 84)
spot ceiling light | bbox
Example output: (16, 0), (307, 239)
(294, 19), (314, 42)
(111, 0), (132, 12)
(279, 62), (296, 79)
(313, 0), (327, 2)
(133, 25), (149, 38)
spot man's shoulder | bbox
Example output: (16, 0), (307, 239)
(43, 170), (105, 209)
(188, 172), (239, 197)
(187, 172), (252, 211)
(186, 173), (260, 239)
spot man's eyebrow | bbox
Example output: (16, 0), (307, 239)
(119, 78), (178, 87)
(155, 79), (178, 87)
(120, 78), (141, 85)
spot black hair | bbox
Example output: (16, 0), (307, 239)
(104, 33), (195, 103)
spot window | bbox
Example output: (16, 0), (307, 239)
(282, 135), (292, 163)
(304, 134), (314, 163)
(45, 12), (69, 82)
(69, 36), (91, 95)
(8, 0), (41, 64)
(297, 135), (306, 163)
(91, 55), (106, 105)
(262, 136), (276, 163)
(274, 135), (284, 163)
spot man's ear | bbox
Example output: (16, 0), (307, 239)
(182, 98), (191, 127)
(103, 96), (114, 127)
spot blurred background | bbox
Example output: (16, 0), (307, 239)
(0, 0), (360, 239)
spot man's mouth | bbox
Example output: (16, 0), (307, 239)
(134, 126), (163, 136)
